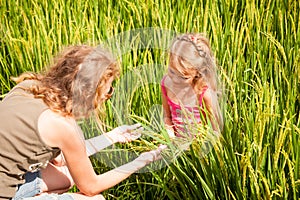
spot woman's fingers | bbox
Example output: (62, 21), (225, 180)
(129, 123), (142, 130)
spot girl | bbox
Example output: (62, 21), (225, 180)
(161, 33), (223, 138)
(0, 45), (165, 200)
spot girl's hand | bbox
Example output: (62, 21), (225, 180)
(166, 128), (176, 138)
(106, 123), (143, 143)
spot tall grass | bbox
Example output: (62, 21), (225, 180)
(1, 0), (299, 199)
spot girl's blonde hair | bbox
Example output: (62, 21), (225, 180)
(169, 33), (223, 131)
(169, 33), (219, 93)
(12, 45), (119, 119)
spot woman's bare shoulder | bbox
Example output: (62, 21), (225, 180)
(38, 109), (81, 148)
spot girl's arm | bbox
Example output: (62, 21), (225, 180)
(202, 89), (223, 133)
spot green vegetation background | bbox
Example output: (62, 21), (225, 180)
(0, 0), (299, 199)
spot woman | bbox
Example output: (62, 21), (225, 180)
(0, 45), (165, 200)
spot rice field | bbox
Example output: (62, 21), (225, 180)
(0, 0), (299, 199)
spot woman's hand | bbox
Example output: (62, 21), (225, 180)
(134, 145), (167, 165)
(105, 123), (143, 143)
(115, 145), (168, 173)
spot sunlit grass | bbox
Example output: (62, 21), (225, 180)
(1, 0), (299, 199)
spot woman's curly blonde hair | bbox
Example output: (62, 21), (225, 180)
(12, 45), (119, 119)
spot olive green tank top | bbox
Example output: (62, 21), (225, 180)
(0, 80), (61, 199)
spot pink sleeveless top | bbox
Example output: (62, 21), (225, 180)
(161, 76), (208, 135)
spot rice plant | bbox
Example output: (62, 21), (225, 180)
(1, 0), (299, 199)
